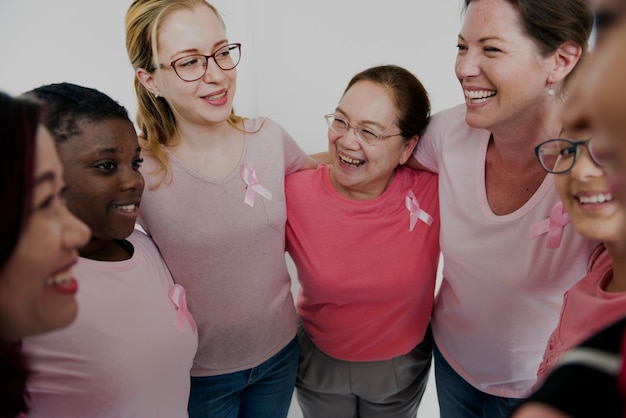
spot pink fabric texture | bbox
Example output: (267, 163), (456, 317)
(286, 165), (440, 361)
(23, 230), (198, 417)
(538, 250), (626, 381)
(138, 117), (308, 376)
(414, 104), (597, 397)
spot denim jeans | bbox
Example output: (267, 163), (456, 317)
(188, 337), (299, 418)
(434, 344), (524, 418)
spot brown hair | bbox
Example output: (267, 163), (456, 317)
(464, 0), (593, 86)
(344, 65), (431, 140)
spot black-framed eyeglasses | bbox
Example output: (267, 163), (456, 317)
(324, 114), (403, 146)
(152, 43), (241, 82)
(535, 138), (609, 174)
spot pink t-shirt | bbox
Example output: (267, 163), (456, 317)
(286, 165), (440, 361)
(414, 104), (597, 397)
(22, 230), (198, 417)
(138, 118), (308, 376)
(538, 250), (626, 381)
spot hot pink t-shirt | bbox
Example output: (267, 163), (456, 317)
(23, 230), (197, 417)
(538, 250), (626, 381)
(138, 118), (308, 376)
(286, 165), (440, 361)
(414, 104), (597, 397)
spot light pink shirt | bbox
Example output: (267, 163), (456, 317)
(537, 250), (626, 381)
(414, 104), (597, 397)
(286, 165), (440, 361)
(23, 230), (198, 417)
(138, 118), (308, 376)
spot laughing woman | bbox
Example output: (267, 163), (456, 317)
(405, 0), (595, 416)
(534, 129), (626, 383)
(286, 65), (440, 418)
(0, 92), (90, 417)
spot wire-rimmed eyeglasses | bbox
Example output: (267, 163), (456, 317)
(535, 138), (610, 174)
(324, 114), (403, 146)
(152, 43), (241, 82)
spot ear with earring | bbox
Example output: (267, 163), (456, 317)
(548, 85), (555, 96)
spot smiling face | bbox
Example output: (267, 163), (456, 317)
(456, 0), (555, 133)
(553, 131), (624, 244)
(562, 21), (626, 206)
(147, 3), (236, 129)
(328, 80), (417, 201)
(56, 118), (145, 258)
(0, 127), (90, 342)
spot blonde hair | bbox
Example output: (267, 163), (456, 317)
(125, 0), (245, 184)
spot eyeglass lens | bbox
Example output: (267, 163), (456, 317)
(173, 44), (241, 81)
(537, 139), (609, 173)
(324, 115), (382, 145)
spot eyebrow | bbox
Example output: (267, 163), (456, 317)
(91, 144), (139, 154)
(335, 108), (386, 130)
(457, 34), (503, 43)
(94, 147), (119, 156)
(172, 40), (229, 58)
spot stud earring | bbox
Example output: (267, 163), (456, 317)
(548, 85), (555, 97)
(154, 92), (160, 98)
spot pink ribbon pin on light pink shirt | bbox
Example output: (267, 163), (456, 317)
(169, 284), (196, 333)
(405, 191), (434, 231)
(241, 162), (272, 207)
(529, 201), (570, 249)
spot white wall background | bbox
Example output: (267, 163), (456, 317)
(0, 0), (464, 153)
(0, 1), (465, 416)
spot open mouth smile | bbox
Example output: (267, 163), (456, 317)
(464, 89), (497, 103)
(576, 193), (613, 204)
(339, 154), (365, 167)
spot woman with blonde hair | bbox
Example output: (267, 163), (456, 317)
(125, 1), (316, 416)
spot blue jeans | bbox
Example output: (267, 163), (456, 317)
(434, 344), (524, 418)
(188, 337), (299, 418)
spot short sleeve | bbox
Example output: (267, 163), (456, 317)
(278, 122), (308, 175)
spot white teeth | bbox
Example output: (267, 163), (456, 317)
(339, 154), (365, 167)
(207, 92), (226, 100)
(464, 90), (496, 101)
(114, 204), (137, 213)
(46, 270), (72, 287)
(578, 193), (613, 204)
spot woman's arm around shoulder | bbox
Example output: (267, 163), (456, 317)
(298, 155), (319, 171)
(403, 155), (433, 172)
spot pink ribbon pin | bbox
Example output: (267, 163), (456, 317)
(529, 202), (570, 249)
(405, 191), (434, 231)
(168, 284), (196, 333)
(241, 162), (272, 207)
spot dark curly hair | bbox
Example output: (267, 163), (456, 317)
(23, 83), (131, 144)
